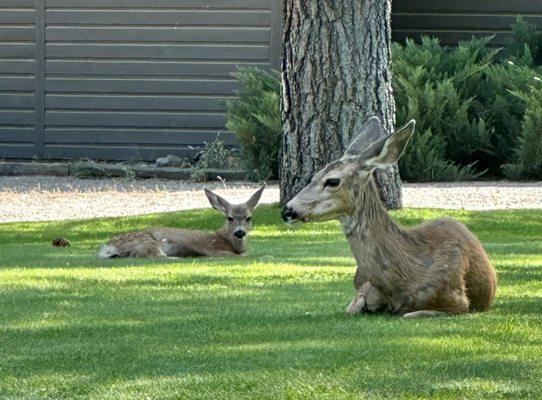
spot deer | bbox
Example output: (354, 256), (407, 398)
(98, 185), (265, 259)
(281, 117), (497, 318)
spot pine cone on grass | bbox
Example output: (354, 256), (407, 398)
(52, 237), (71, 247)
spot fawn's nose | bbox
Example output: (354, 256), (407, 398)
(281, 206), (298, 222)
(234, 230), (246, 239)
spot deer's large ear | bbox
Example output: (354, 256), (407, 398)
(344, 116), (385, 157)
(204, 189), (231, 214)
(365, 120), (415, 168)
(245, 183), (265, 212)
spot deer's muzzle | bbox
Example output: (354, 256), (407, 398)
(281, 206), (298, 223)
(234, 230), (246, 239)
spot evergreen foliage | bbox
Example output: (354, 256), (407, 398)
(393, 37), (495, 181)
(503, 87), (542, 179)
(394, 29), (542, 181)
(190, 138), (239, 182)
(225, 67), (281, 181)
(225, 18), (542, 182)
(506, 16), (542, 66)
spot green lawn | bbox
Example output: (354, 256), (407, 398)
(1, 205), (541, 399)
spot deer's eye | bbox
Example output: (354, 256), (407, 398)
(324, 178), (341, 188)
(227, 217), (234, 222)
(245, 217), (252, 222)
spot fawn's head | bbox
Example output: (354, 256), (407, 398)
(204, 184), (265, 239)
(282, 117), (415, 223)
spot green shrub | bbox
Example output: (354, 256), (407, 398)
(393, 37), (494, 181)
(225, 17), (542, 182)
(394, 30), (542, 182)
(469, 63), (539, 171)
(190, 138), (240, 182)
(226, 67), (281, 181)
(398, 128), (482, 182)
(503, 84), (542, 179)
(505, 16), (542, 66)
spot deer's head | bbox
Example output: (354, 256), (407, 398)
(205, 184), (265, 239)
(282, 117), (415, 223)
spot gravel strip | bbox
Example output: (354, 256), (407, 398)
(0, 176), (541, 223)
(402, 181), (542, 211)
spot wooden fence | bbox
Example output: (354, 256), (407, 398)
(392, 0), (542, 46)
(1, 0), (540, 161)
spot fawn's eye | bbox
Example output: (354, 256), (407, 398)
(227, 217), (234, 222)
(245, 217), (252, 222)
(324, 178), (340, 188)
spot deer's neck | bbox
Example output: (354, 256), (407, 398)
(341, 179), (402, 239)
(340, 178), (409, 280)
(216, 226), (247, 254)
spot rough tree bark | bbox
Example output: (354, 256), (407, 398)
(280, 0), (402, 209)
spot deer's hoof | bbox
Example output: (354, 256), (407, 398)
(346, 295), (366, 315)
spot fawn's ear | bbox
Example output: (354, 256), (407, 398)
(245, 183), (265, 212)
(365, 120), (415, 168)
(204, 189), (232, 214)
(344, 116), (385, 158)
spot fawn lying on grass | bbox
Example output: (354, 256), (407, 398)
(98, 185), (265, 259)
(282, 117), (497, 318)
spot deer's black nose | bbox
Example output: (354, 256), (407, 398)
(281, 206), (297, 222)
(234, 230), (246, 239)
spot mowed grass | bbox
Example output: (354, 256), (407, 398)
(0, 205), (541, 400)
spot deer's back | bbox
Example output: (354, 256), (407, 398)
(147, 227), (210, 244)
(146, 227), (229, 257)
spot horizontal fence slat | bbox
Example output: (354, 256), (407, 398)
(45, 111), (227, 128)
(0, 26), (35, 41)
(42, 145), (202, 161)
(0, 60), (35, 74)
(0, 110), (35, 125)
(0, 77), (35, 92)
(46, 78), (239, 94)
(45, 94), (230, 111)
(393, 0), (542, 14)
(0, 143), (36, 158)
(393, 14), (542, 31)
(0, 43), (35, 58)
(0, 10), (35, 24)
(2, 0), (34, 6)
(46, 60), (261, 77)
(46, 27), (269, 43)
(47, 0), (270, 9)
(0, 126), (35, 142)
(0, 93), (35, 108)
(46, 43), (269, 61)
(45, 128), (236, 145)
(46, 10), (270, 26)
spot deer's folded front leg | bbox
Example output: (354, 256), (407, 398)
(346, 281), (388, 315)
(346, 290), (366, 315)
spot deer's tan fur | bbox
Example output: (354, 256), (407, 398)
(283, 117), (497, 318)
(99, 185), (264, 259)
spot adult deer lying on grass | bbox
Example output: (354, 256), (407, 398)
(99, 185), (265, 259)
(282, 118), (497, 318)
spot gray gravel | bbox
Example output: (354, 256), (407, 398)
(0, 176), (541, 223)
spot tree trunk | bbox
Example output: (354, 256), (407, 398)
(280, 0), (402, 209)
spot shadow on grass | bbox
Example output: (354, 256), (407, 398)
(1, 206), (542, 398)
(2, 273), (541, 397)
